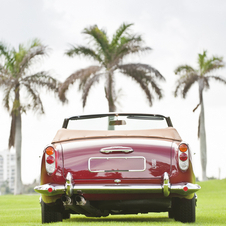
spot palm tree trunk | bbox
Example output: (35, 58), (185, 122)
(9, 114), (16, 148)
(106, 72), (116, 112)
(199, 79), (207, 181)
(199, 101), (207, 181)
(105, 72), (116, 130)
(14, 111), (23, 194)
(13, 85), (23, 194)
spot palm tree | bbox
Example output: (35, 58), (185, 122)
(0, 39), (60, 194)
(59, 23), (165, 112)
(174, 50), (226, 181)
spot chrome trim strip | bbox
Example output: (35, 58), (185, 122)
(34, 172), (201, 197)
(100, 146), (134, 154)
(73, 184), (163, 194)
(34, 184), (65, 196)
(170, 183), (201, 195)
(88, 156), (146, 173)
(34, 183), (200, 196)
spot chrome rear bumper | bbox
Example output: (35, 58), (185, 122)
(34, 172), (201, 197)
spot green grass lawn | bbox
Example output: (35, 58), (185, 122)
(0, 179), (225, 226)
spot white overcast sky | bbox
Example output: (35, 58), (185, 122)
(0, 0), (226, 183)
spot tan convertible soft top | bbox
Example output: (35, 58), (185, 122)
(52, 127), (182, 144)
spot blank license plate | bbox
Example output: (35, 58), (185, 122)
(88, 156), (146, 172)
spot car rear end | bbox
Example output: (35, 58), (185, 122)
(35, 113), (200, 223)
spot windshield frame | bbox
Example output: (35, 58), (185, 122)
(62, 113), (173, 129)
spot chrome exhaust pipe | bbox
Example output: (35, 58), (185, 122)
(74, 195), (108, 217)
(61, 195), (72, 205)
(75, 195), (86, 206)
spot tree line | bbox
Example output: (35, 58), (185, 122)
(0, 23), (225, 194)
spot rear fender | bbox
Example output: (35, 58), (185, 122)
(170, 142), (196, 184)
(40, 144), (65, 203)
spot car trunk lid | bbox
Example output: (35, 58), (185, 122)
(61, 138), (174, 181)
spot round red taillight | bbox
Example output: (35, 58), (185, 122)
(48, 187), (53, 193)
(46, 146), (54, 155)
(179, 152), (188, 161)
(46, 155), (54, 164)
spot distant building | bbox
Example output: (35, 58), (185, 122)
(0, 149), (16, 194)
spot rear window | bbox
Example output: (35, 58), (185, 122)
(67, 115), (168, 131)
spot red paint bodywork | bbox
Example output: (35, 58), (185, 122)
(40, 137), (195, 203)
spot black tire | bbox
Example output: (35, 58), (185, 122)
(172, 196), (196, 223)
(62, 211), (70, 220)
(168, 209), (174, 219)
(41, 200), (62, 223)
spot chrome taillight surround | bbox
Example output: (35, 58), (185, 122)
(45, 146), (57, 174)
(178, 143), (189, 171)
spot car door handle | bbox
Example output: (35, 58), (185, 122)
(100, 146), (134, 154)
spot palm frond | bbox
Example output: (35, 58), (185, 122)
(174, 65), (196, 75)
(0, 42), (13, 64)
(0, 70), (11, 87)
(198, 50), (207, 74)
(22, 72), (59, 93)
(114, 34), (150, 58)
(131, 76), (153, 106)
(174, 73), (198, 98)
(149, 77), (164, 99)
(119, 63), (165, 80)
(118, 64), (165, 106)
(110, 23), (134, 48)
(82, 73), (102, 108)
(127, 46), (152, 55)
(182, 74), (199, 98)
(21, 72), (60, 113)
(2, 84), (14, 111)
(203, 76), (210, 90)
(192, 103), (200, 112)
(83, 25), (110, 62)
(29, 38), (42, 48)
(203, 56), (225, 74)
(206, 75), (226, 85)
(65, 45), (103, 64)
(115, 45), (151, 64)
(59, 66), (101, 103)
(19, 44), (48, 74)
(135, 63), (165, 80)
(22, 83), (44, 114)
(0, 43), (15, 73)
(0, 72), (16, 111)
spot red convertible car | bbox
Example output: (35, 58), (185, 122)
(35, 113), (200, 223)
